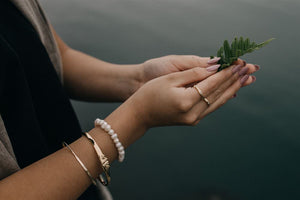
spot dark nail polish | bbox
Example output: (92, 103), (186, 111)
(231, 93), (237, 99)
(254, 65), (260, 71)
(239, 67), (249, 76)
(240, 74), (250, 85)
(232, 65), (242, 74)
(251, 75), (256, 83)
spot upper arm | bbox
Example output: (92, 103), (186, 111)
(50, 25), (70, 56)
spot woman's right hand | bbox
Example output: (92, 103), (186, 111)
(125, 60), (258, 129)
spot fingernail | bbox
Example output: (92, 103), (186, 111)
(239, 67), (249, 76)
(207, 57), (221, 64)
(232, 65), (242, 74)
(251, 75), (256, 83)
(254, 64), (260, 71)
(240, 74), (250, 85)
(206, 64), (220, 72)
(243, 60), (247, 66)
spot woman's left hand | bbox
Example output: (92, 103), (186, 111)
(140, 55), (256, 87)
(141, 55), (213, 83)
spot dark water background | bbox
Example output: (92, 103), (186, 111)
(40, 0), (300, 199)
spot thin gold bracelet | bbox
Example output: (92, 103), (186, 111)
(83, 132), (111, 186)
(62, 142), (97, 186)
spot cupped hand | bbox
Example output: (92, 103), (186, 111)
(141, 55), (257, 87)
(127, 60), (259, 128)
(141, 55), (214, 83)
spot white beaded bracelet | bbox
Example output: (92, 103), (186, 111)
(94, 118), (125, 162)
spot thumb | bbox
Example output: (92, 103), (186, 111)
(168, 66), (217, 87)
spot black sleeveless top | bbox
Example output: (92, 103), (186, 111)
(0, 1), (100, 199)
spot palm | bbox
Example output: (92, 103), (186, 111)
(143, 56), (178, 82)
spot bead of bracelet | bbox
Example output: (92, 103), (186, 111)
(95, 118), (125, 162)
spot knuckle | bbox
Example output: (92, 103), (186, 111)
(183, 113), (198, 125)
(215, 88), (223, 96)
(188, 55), (203, 66)
(221, 66), (233, 77)
(232, 82), (242, 92)
(166, 74), (176, 82)
(177, 100), (193, 112)
(190, 55), (200, 61)
(191, 119), (200, 126)
(191, 67), (203, 77)
(209, 81), (219, 92)
(192, 56), (202, 65)
(225, 95), (232, 102)
(220, 99), (227, 106)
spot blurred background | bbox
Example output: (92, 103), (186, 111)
(39, 0), (300, 199)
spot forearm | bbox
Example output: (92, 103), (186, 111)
(61, 48), (143, 102)
(0, 136), (100, 200)
(0, 103), (146, 199)
(51, 26), (144, 102)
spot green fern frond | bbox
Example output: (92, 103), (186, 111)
(211, 37), (275, 71)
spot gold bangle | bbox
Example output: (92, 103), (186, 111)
(83, 132), (111, 186)
(62, 142), (97, 186)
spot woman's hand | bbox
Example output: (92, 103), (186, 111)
(141, 55), (215, 83)
(125, 60), (258, 129)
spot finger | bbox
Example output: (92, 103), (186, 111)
(242, 75), (256, 87)
(167, 66), (218, 87)
(235, 61), (259, 75)
(169, 55), (211, 70)
(187, 61), (259, 102)
(186, 64), (243, 104)
(245, 63), (258, 74)
(211, 73), (256, 100)
(207, 57), (221, 65)
(207, 63), (258, 103)
(182, 72), (250, 125)
(205, 68), (241, 104)
(241, 63), (260, 87)
(180, 63), (257, 122)
(233, 58), (247, 67)
(193, 64), (244, 98)
(201, 75), (250, 118)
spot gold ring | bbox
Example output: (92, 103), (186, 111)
(203, 97), (210, 106)
(193, 85), (210, 106)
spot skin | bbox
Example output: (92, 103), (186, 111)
(0, 26), (258, 199)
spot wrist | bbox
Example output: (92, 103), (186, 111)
(138, 61), (148, 85)
(100, 98), (148, 149)
(133, 62), (146, 91)
(120, 63), (145, 101)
